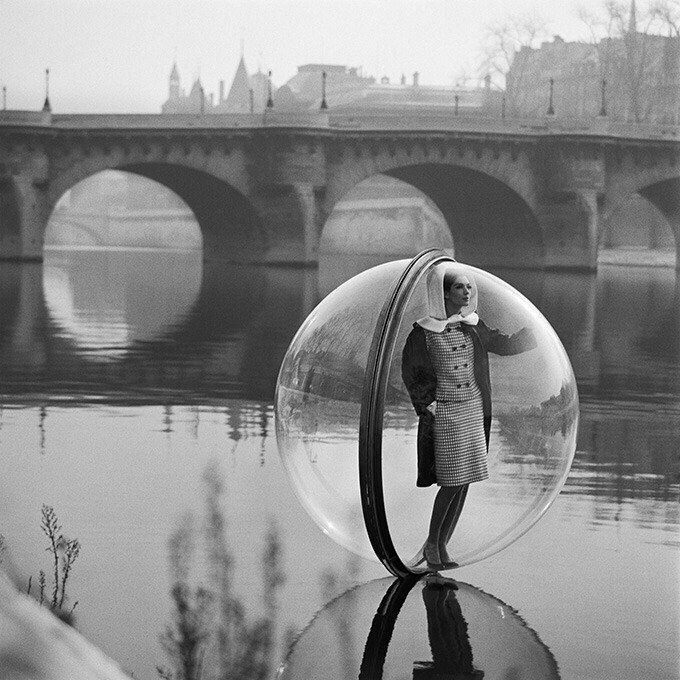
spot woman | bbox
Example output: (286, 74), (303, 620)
(401, 262), (535, 570)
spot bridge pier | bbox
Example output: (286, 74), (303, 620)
(10, 175), (51, 260)
(0, 161), (52, 261)
(254, 182), (323, 265)
(538, 189), (599, 270)
(292, 182), (321, 263)
(537, 147), (605, 271)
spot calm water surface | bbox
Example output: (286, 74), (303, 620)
(0, 248), (678, 680)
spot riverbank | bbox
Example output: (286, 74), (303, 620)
(598, 247), (676, 267)
(0, 572), (132, 680)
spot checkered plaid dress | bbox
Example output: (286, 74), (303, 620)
(425, 322), (489, 486)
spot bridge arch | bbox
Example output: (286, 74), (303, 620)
(322, 160), (543, 269)
(387, 163), (543, 268)
(639, 178), (680, 263)
(47, 163), (265, 260)
(123, 163), (264, 258)
(603, 160), (680, 266)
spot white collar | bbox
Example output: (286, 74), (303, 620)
(416, 311), (479, 333)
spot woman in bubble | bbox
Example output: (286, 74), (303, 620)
(401, 262), (535, 570)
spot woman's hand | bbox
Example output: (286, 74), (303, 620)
(426, 401), (437, 415)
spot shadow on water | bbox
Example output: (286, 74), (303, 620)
(280, 575), (560, 680)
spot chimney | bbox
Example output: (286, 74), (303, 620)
(219, 80), (225, 102)
(413, 71), (419, 87)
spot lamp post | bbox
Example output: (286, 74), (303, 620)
(42, 68), (51, 112)
(501, 95), (506, 119)
(320, 70), (328, 110)
(546, 77), (555, 116)
(266, 70), (274, 109)
(599, 79), (607, 117)
(454, 94), (459, 116)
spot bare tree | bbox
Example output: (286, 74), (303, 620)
(650, 0), (680, 35)
(480, 12), (550, 84)
(577, 0), (676, 122)
(479, 12), (551, 115)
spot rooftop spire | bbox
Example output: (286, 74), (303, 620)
(224, 55), (251, 111)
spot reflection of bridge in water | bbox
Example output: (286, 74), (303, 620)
(0, 256), (677, 514)
(0, 255), (318, 404)
(1, 110), (680, 269)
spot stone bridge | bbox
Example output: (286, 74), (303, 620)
(1, 109), (679, 269)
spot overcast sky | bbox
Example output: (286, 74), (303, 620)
(1, 0), (594, 113)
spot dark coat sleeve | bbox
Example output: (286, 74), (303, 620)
(401, 325), (437, 415)
(401, 325), (437, 487)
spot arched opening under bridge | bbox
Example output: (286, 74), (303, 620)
(600, 180), (677, 268)
(319, 174), (452, 292)
(45, 170), (202, 250)
(385, 163), (543, 269)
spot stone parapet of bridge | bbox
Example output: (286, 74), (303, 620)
(3, 108), (680, 139)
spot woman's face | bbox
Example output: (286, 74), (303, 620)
(444, 275), (472, 311)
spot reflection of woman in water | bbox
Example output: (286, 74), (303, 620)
(401, 263), (535, 570)
(413, 575), (484, 680)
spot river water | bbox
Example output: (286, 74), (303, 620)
(0, 247), (678, 680)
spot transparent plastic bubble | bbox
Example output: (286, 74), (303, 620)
(275, 251), (578, 573)
(278, 576), (560, 680)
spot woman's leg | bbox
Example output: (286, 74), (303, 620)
(424, 486), (459, 563)
(439, 484), (468, 561)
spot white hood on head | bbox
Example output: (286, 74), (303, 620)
(416, 261), (478, 333)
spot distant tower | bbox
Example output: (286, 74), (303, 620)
(249, 68), (269, 112)
(189, 77), (206, 113)
(169, 62), (181, 100)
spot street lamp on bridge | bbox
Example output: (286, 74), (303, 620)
(546, 78), (555, 116)
(599, 79), (607, 117)
(320, 71), (328, 110)
(266, 70), (274, 109)
(42, 68), (51, 113)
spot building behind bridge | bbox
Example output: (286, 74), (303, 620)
(161, 58), (503, 115)
(506, 30), (680, 123)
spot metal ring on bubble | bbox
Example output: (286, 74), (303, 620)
(359, 248), (451, 577)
